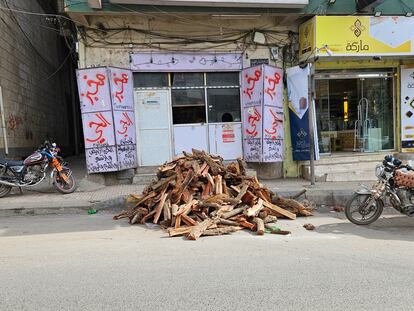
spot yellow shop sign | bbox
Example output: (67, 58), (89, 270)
(299, 16), (414, 60)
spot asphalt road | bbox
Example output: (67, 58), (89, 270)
(1, 211), (414, 311)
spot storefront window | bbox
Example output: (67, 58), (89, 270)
(207, 72), (239, 86)
(172, 89), (206, 124)
(207, 88), (241, 123)
(172, 73), (203, 87)
(315, 71), (395, 153)
(133, 73), (168, 88)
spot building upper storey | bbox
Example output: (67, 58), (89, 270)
(63, 0), (413, 15)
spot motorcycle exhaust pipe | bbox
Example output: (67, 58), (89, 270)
(0, 179), (27, 187)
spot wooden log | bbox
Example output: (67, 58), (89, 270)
(135, 191), (157, 207)
(140, 210), (156, 224)
(168, 226), (193, 237)
(230, 185), (240, 193)
(238, 220), (256, 231)
(171, 169), (194, 203)
(171, 204), (179, 227)
(257, 189), (272, 203)
(174, 215), (182, 229)
(244, 198), (264, 217)
(221, 206), (247, 219)
(275, 197), (313, 217)
(181, 214), (198, 226)
(237, 158), (246, 175)
(241, 191), (257, 204)
(201, 182), (212, 200)
(202, 226), (241, 236)
(263, 200), (296, 220)
(253, 217), (265, 235)
(263, 215), (278, 223)
(235, 184), (249, 201)
(153, 193), (168, 224)
(192, 149), (222, 175)
(159, 163), (177, 172)
(258, 210), (269, 219)
(198, 162), (208, 175)
(174, 201), (195, 217)
(151, 175), (175, 192)
(201, 165), (210, 177)
(218, 219), (239, 226)
(187, 219), (214, 240)
(163, 200), (172, 221)
(206, 173), (215, 187)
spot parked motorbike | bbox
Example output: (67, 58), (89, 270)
(345, 155), (414, 225)
(0, 141), (76, 197)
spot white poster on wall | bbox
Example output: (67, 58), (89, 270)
(242, 65), (263, 162)
(77, 67), (137, 173)
(241, 64), (285, 162)
(401, 65), (414, 152)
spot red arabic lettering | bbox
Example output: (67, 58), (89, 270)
(243, 69), (262, 100)
(264, 108), (283, 139)
(117, 112), (133, 137)
(245, 107), (261, 137)
(86, 113), (111, 144)
(264, 72), (281, 100)
(113, 73), (129, 103)
(81, 73), (106, 105)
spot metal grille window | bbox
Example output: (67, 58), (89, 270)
(134, 72), (241, 125)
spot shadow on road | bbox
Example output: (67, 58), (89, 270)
(316, 215), (414, 242)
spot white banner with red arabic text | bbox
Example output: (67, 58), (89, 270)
(77, 67), (137, 173)
(241, 64), (284, 162)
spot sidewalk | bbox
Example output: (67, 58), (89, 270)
(0, 175), (366, 216)
(0, 154), (371, 216)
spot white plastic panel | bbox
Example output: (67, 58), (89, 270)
(208, 123), (243, 160)
(173, 125), (208, 156)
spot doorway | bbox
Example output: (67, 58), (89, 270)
(135, 90), (172, 166)
(315, 71), (395, 154)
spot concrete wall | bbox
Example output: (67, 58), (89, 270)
(0, 0), (71, 158)
(77, 14), (300, 178)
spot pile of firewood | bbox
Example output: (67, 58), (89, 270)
(114, 149), (312, 240)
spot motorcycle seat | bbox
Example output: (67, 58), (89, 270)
(0, 159), (24, 167)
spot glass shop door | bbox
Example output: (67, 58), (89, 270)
(315, 72), (395, 154)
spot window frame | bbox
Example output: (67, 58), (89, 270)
(133, 71), (241, 125)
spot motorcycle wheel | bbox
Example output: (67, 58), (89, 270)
(52, 169), (76, 194)
(0, 184), (12, 198)
(345, 193), (383, 225)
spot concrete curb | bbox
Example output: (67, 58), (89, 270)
(0, 189), (356, 217)
(0, 196), (128, 217)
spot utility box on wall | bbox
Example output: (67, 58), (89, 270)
(241, 64), (284, 162)
(76, 67), (137, 173)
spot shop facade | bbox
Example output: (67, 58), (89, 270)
(130, 53), (244, 166)
(71, 10), (300, 178)
(299, 16), (414, 156)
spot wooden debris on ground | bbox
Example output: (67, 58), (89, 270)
(114, 149), (312, 240)
(303, 223), (316, 231)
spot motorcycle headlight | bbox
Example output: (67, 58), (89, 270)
(375, 165), (384, 177)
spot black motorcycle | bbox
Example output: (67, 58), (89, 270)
(0, 141), (76, 198)
(345, 155), (414, 225)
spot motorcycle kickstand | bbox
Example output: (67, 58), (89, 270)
(19, 187), (23, 195)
